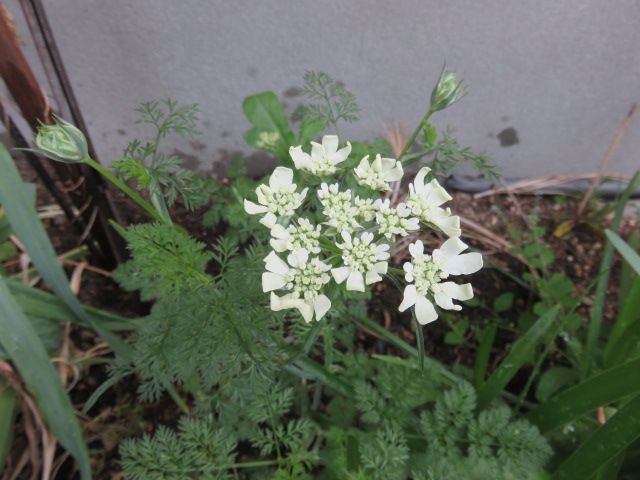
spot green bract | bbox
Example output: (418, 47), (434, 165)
(34, 117), (88, 164)
(430, 70), (464, 113)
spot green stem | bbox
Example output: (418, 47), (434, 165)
(83, 156), (166, 223)
(397, 108), (434, 163)
(165, 384), (191, 415)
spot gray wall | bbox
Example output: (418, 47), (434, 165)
(10, 1), (640, 176)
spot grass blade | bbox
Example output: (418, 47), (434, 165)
(553, 394), (640, 480)
(0, 275), (90, 479)
(474, 324), (497, 389)
(604, 277), (640, 366)
(0, 144), (130, 359)
(355, 315), (461, 384)
(5, 278), (133, 331)
(476, 306), (559, 410)
(582, 171), (640, 378)
(526, 355), (640, 433)
(606, 230), (640, 275)
(0, 379), (17, 473)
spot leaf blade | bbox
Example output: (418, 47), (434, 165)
(0, 275), (90, 479)
(476, 306), (559, 410)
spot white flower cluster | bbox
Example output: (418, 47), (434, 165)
(244, 134), (482, 324)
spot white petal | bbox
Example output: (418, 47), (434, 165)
(288, 248), (309, 267)
(398, 284), (417, 312)
(333, 142), (351, 163)
(244, 199), (268, 214)
(385, 161), (404, 182)
(289, 146), (312, 170)
(310, 141), (324, 159)
(269, 167), (294, 189)
(269, 238), (288, 252)
(365, 270), (382, 284)
(264, 251), (289, 275)
(270, 224), (289, 239)
(413, 167), (431, 193)
(434, 282), (473, 310)
(442, 252), (483, 276)
(357, 155), (370, 172)
(262, 272), (286, 292)
(346, 271), (365, 292)
(322, 135), (339, 154)
(437, 237), (468, 257)
(331, 266), (351, 284)
(434, 214), (461, 238)
(259, 212), (278, 228)
(373, 261), (388, 275)
(313, 294), (331, 320)
(297, 300), (315, 323)
(415, 296), (438, 324)
(409, 240), (424, 259)
(425, 179), (452, 206)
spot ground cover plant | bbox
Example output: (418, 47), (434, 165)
(0, 69), (639, 479)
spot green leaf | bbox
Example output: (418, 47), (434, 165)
(242, 92), (294, 156)
(0, 275), (90, 479)
(0, 379), (17, 473)
(526, 355), (640, 433)
(604, 277), (640, 366)
(553, 394), (640, 480)
(476, 306), (559, 410)
(0, 144), (130, 359)
(473, 324), (496, 389)
(606, 230), (640, 275)
(493, 292), (514, 313)
(535, 367), (578, 402)
(0, 315), (60, 358)
(298, 116), (325, 145)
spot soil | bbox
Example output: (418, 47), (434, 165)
(3, 156), (638, 478)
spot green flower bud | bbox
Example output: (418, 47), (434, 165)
(34, 117), (88, 163)
(430, 70), (464, 113)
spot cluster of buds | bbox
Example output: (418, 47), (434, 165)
(245, 135), (482, 324)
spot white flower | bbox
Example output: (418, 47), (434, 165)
(354, 154), (403, 190)
(262, 249), (332, 322)
(289, 135), (351, 176)
(374, 199), (420, 239)
(354, 196), (377, 222)
(270, 218), (322, 254)
(244, 167), (308, 227)
(398, 238), (482, 324)
(317, 183), (360, 232)
(332, 231), (390, 292)
(406, 167), (461, 237)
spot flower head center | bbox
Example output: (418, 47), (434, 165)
(341, 238), (378, 273)
(412, 256), (446, 295)
(285, 258), (330, 300)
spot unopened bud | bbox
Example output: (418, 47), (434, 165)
(430, 70), (464, 112)
(34, 117), (88, 163)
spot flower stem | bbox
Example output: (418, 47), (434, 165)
(397, 108), (434, 163)
(82, 156), (166, 223)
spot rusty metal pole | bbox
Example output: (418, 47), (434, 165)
(0, 4), (124, 267)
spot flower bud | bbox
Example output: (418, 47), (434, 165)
(430, 70), (464, 112)
(34, 117), (88, 163)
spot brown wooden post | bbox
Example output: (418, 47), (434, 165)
(0, 4), (124, 267)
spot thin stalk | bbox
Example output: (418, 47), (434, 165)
(82, 156), (166, 223)
(397, 108), (434, 163)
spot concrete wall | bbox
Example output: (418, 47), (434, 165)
(8, 1), (640, 177)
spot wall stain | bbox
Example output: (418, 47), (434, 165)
(283, 87), (302, 98)
(497, 127), (519, 147)
(189, 139), (207, 151)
